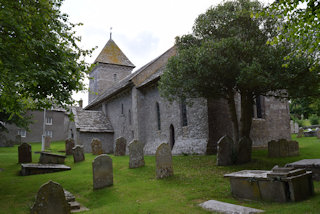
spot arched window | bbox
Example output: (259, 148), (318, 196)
(113, 73), (117, 82)
(156, 102), (161, 130)
(170, 124), (175, 150)
(181, 99), (188, 126)
(253, 95), (265, 118)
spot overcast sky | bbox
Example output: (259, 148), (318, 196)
(61, 0), (273, 106)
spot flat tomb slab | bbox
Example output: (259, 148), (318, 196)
(21, 164), (71, 176)
(199, 200), (264, 213)
(224, 169), (313, 202)
(39, 152), (66, 164)
(286, 159), (320, 181)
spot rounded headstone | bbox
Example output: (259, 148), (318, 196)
(73, 145), (85, 163)
(155, 143), (173, 179)
(128, 140), (145, 169)
(18, 142), (32, 163)
(65, 138), (75, 155)
(91, 138), (103, 155)
(217, 135), (234, 166)
(92, 154), (113, 190)
(114, 137), (127, 156)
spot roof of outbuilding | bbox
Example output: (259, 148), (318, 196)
(73, 108), (113, 133)
(94, 39), (135, 68)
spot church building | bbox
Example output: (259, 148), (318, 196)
(78, 37), (291, 155)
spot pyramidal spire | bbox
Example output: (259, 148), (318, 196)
(94, 37), (135, 68)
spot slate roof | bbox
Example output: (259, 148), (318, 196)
(94, 39), (135, 68)
(85, 46), (176, 110)
(74, 108), (113, 133)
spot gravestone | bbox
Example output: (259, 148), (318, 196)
(155, 143), (173, 179)
(217, 136), (234, 166)
(44, 136), (51, 149)
(72, 145), (85, 163)
(18, 142), (32, 163)
(91, 138), (103, 155)
(39, 152), (66, 164)
(268, 139), (299, 157)
(92, 154), (113, 190)
(65, 138), (75, 155)
(297, 127), (304, 138)
(128, 140), (145, 168)
(114, 137), (126, 156)
(316, 128), (320, 139)
(236, 137), (252, 164)
(31, 181), (70, 214)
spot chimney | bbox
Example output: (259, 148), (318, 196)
(78, 99), (83, 109)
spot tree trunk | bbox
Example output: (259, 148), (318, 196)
(240, 92), (254, 139)
(227, 89), (239, 144)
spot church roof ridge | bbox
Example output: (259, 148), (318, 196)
(94, 39), (135, 68)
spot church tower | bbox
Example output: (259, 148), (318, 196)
(88, 38), (135, 103)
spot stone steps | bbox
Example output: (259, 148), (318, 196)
(64, 189), (89, 213)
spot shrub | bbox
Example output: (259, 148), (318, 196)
(309, 114), (319, 125)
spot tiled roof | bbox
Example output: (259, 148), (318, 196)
(74, 109), (113, 133)
(94, 39), (135, 68)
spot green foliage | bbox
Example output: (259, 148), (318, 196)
(0, 0), (94, 129)
(264, 0), (320, 66)
(1, 139), (320, 213)
(309, 114), (319, 125)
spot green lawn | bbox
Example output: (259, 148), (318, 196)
(0, 136), (319, 213)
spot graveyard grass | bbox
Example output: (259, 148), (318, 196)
(0, 136), (319, 213)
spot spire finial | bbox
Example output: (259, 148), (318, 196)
(110, 27), (112, 40)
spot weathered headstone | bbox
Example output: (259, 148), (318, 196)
(91, 138), (103, 155)
(44, 136), (51, 149)
(268, 139), (299, 157)
(217, 136), (234, 166)
(297, 127), (304, 138)
(92, 154), (113, 190)
(316, 128), (320, 139)
(18, 142), (32, 163)
(72, 145), (85, 163)
(114, 137), (126, 156)
(236, 137), (252, 164)
(39, 152), (66, 164)
(128, 140), (145, 168)
(65, 138), (75, 155)
(155, 143), (173, 179)
(31, 181), (70, 214)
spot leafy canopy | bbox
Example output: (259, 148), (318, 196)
(0, 0), (93, 131)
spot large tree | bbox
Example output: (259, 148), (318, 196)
(0, 0), (92, 131)
(159, 0), (320, 155)
(264, 0), (320, 65)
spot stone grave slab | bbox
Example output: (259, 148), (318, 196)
(237, 137), (252, 164)
(224, 167), (314, 202)
(92, 154), (113, 190)
(217, 136), (234, 166)
(286, 159), (320, 181)
(65, 138), (75, 155)
(21, 164), (71, 176)
(18, 142), (32, 163)
(73, 145), (85, 163)
(155, 143), (173, 179)
(44, 136), (51, 149)
(128, 140), (145, 169)
(114, 137), (126, 156)
(91, 138), (103, 155)
(268, 139), (299, 157)
(39, 152), (66, 164)
(31, 181), (70, 214)
(199, 200), (264, 214)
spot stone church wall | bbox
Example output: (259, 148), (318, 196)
(138, 84), (209, 155)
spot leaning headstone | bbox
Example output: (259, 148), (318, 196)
(92, 154), (113, 190)
(31, 180), (70, 214)
(18, 142), (32, 163)
(128, 140), (145, 168)
(217, 136), (234, 166)
(91, 138), (103, 155)
(155, 143), (173, 179)
(44, 136), (51, 149)
(236, 137), (252, 164)
(114, 137), (126, 156)
(72, 145), (85, 163)
(316, 128), (320, 139)
(65, 138), (75, 155)
(297, 127), (304, 138)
